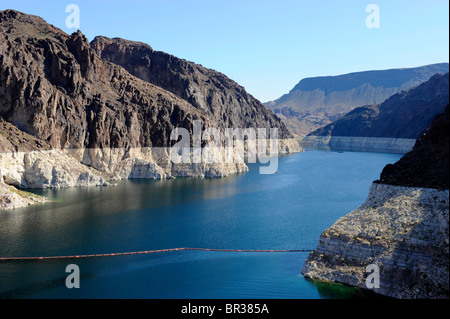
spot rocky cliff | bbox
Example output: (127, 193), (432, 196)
(265, 64), (449, 138)
(90, 36), (291, 138)
(378, 105), (449, 190)
(302, 105), (449, 298)
(303, 73), (449, 152)
(0, 9), (301, 209)
(0, 10), (218, 150)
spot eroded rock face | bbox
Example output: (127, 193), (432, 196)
(90, 36), (293, 139)
(1, 150), (108, 188)
(0, 119), (108, 189)
(0, 168), (48, 210)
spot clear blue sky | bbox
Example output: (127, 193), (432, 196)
(1, 0), (449, 102)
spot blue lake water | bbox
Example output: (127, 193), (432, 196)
(0, 149), (402, 299)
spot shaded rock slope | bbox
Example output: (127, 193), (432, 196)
(378, 105), (449, 190)
(302, 106), (449, 298)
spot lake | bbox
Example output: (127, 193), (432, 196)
(0, 149), (402, 299)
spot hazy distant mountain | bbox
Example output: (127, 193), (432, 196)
(307, 72), (449, 139)
(265, 63), (449, 137)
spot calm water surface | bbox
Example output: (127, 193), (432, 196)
(0, 149), (402, 298)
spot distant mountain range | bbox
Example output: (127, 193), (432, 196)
(307, 72), (449, 139)
(264, 63), (449, 138)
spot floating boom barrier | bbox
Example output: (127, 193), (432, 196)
(0, 247), (313, 261)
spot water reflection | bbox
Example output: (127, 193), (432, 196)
(304, 278), (389, 299)
(0, 150), (403, 298)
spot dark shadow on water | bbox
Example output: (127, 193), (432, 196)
(304, 278), (389, 299)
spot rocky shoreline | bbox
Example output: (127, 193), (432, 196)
(300, 136), (416, 154)
(0, 168), (48, 210)
(0, 138), (302, 209)
(301, 182), (449, 299)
